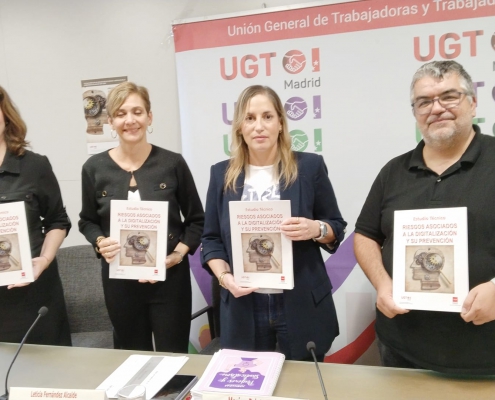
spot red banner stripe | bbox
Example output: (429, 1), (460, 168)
(324, 320), (376, 364)
(173, 0), (495, 52)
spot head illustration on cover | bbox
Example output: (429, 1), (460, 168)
(0, 236), (14, 271)
(124, 232), (154, 265)
(246, 234), (281, 272)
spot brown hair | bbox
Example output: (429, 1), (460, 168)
(0, 86), (29, 156)
(224, 85), (297, 193)
(106, 82), (151, 119)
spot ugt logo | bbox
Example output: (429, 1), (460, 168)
(285, 95), (324, 152)
(413, 30), (483, 61)
(219, 48), (320, 80)
(220, 52), (277, 80)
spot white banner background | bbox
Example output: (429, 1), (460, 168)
(175, 0), (495, 361)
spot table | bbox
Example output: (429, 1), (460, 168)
(1, 343), (494, 399)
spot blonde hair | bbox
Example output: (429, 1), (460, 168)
(106, 82), (151, 118)
(0, 86), (29, 156)
(224, 85), (297, 193)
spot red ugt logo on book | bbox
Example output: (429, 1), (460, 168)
(453, 297), (458, 304)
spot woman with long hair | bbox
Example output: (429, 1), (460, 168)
(0, 86), (71, 345)
(202, 85), (347, 361)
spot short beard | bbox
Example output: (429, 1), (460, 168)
(422, 112), (458, 149)
(422, 127), (458, 149)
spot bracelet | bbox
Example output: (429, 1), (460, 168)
(218, 271), (232, 289)
(95, 236), (105, 254)
(171, 250), (184, 264)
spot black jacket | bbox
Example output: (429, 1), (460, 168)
(201, 151), (346, 360)
(79, 145), (204, 256)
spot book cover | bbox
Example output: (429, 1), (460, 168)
(0, 201), (34, 287)
(191, 349), (285, 398)
(109, 200), (168, 280)
(393, 207), (469, 312)
(229, 201), (293, 289)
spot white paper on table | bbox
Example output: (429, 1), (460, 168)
(97, 355), (188, 400)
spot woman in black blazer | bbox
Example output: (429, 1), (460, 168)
(201, 85), (346, 360)
(79, 82), (204, 351)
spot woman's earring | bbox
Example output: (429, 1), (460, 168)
(110, 129), (117, 139)
(147, 125), (153, 134)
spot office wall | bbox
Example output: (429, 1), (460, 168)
(0, 0), (328, 246)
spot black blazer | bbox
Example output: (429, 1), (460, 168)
(202, 152), (347, 360)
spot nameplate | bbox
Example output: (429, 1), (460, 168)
(201, 394), (307, 400)
(10, 388), (108, 400)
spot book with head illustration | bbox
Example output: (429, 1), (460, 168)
(392, 207), (469, 312)
(229, 200), (293, 289)
(109, 200), (168, 280)
(191, 349), (285, 399)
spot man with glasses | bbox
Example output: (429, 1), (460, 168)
(354, 60), (495, 374)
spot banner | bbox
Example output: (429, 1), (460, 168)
(173, 0), (495, 361)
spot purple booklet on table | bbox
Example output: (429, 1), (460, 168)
(191, 349), (285, 398)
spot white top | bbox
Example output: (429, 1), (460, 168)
(242, 164), (280, 201)
(128, 189), (141, 201)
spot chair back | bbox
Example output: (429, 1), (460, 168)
(57, 245), (113, 348)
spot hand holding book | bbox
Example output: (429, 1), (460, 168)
(280, 217), (320, 241)
(219, 270), (258, 298)
(97, 237), (120, 263)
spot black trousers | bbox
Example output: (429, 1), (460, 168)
(101, 261), (192, 352)
(0, 261), (71, 346)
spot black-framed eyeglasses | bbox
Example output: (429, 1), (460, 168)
(411, 91), (467, 115)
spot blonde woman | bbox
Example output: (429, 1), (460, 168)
(201, 85), (347, 361)
(79, 82), (204, 351)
